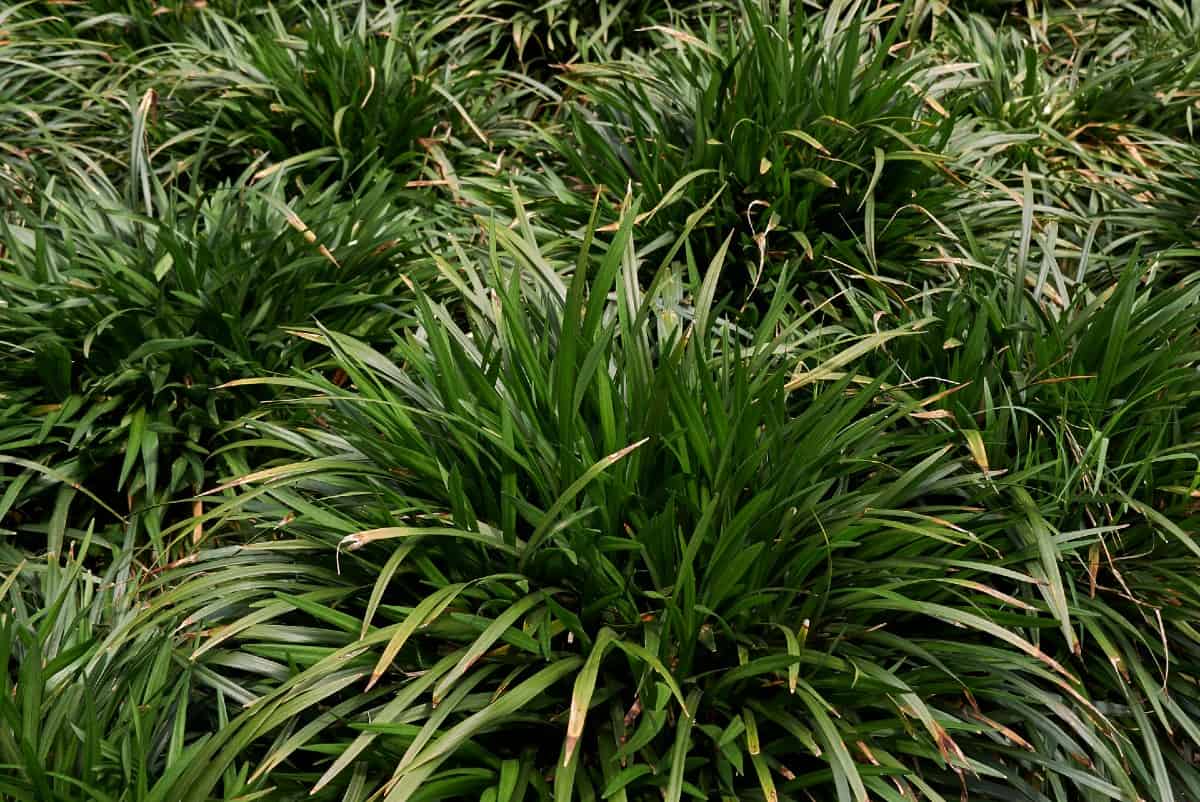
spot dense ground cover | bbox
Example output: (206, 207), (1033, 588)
(1, 1), (1198, 800)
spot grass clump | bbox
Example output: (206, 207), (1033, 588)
(198, 6), (490, 178)
(0, 165), (427, 556)
(2, 1), (1200, 801)
(127, 216), (1180, 802)
(544, 2), (956, 286)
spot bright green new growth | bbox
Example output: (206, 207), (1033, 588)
(1, 1), (1198, 801)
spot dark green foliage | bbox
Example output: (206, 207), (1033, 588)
(127, 217), (1200, 801)
(2, 0), (1200, 800)
(0, 167), (428, 555)
(545, 2), (955, 284)
(0, 533), (191, 802)
(457, 0), (674, 66)
(202, 6), (486, 178)
(14, 0), (295, 48)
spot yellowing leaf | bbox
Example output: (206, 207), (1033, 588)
(964, 429), (989, 473)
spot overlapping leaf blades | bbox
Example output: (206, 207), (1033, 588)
(2, 1), (1198, 800)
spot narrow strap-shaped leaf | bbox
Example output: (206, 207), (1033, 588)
(797, 685), (867, 802)
(309, 654), (460, 794)
(340, 526), (519, 556)
(609, 640), (688, 717)
(366, 583), (470, 691)
(393, 657), (583, 782)
(362, 540), (418, 638)
(565, 627), (619, 764)
(521, 439), (649, 563)
(432, 591), (548, 705)
(665, 689), (703, 802)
